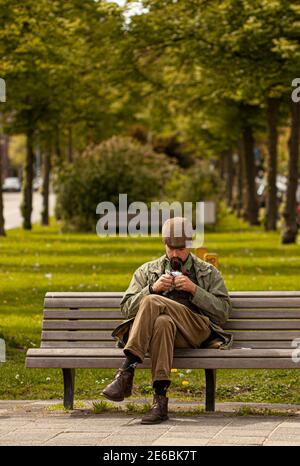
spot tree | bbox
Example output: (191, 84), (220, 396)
(0, 0), (126, 228)
(281, 99), (300, 243)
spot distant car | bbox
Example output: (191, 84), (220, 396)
(2, 177), (21, 192)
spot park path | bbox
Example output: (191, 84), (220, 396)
(3, 192), (55, 229)
(0, 400), (300, 446)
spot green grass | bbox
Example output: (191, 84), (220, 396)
(92, 400), (121, 414)
(0, 212), (300, 404)
(231, 406), (296, 417)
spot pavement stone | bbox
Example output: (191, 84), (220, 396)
(44, 432), (111, 446)
(0, 400), (300, 446)
(207, 437), (267, 445)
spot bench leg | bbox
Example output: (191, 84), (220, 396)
(62, 369), (75, 410)
(205, 369), (216, 412)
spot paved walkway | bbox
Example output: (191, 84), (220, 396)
(3, 192), (55, 229)
(1, 400), (300, 446)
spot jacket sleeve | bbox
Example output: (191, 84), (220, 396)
(120, 265), (151, 319)
(191, 267), (232, 326)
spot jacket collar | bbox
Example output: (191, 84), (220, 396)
(164, 253), (193, 275)
(149, 252), (212, 277)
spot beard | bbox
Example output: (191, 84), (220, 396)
(170, 256), (184, 271)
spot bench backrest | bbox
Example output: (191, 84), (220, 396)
(41, 291), (300, 349)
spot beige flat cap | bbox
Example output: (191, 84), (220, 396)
(162, 217), (193, 248)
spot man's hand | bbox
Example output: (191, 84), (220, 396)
(174, 275), (197, 295)
(152, 274), (174, 293)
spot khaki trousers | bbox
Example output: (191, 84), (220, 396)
(123, 294), (211, 384)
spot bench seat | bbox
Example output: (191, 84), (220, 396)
(26, 348), (300, 369)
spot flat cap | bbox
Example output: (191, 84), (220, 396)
(162, 216), (193, 248)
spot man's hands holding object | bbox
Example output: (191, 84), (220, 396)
(152, 272), (197, 296)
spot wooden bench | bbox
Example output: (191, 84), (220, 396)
(25, 291), (300, 411)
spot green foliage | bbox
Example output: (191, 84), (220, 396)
(233, 407), (295, 417)
(179, 159), (221, 202)
(125, 402), (152, 413)
(53, 136), (175, 231)
(164, 159), (221, 223)
(92, 400), (119, 414)
(47, 401), (85, 412)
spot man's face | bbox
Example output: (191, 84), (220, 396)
(165, 244), (190, 264)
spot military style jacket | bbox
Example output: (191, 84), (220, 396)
(112, 252), (233, 350)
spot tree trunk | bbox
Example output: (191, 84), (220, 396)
(67, 126), (73, 163)
(225, 148), (234, 208)
(265, 97), (280, 231)
(55, 126), (61, 159)
(41, 141), (51, 226)
(1, 134), (10, 178)
(219, 151), (226, 180)
(235, 140), (245, 218)
(242, 125), (259, 225)
(0, 129), (6, 236)
(21, 127), (34, 230)
(281, 100), (300, 244)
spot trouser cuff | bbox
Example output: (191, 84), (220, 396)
(123, 346), (144, 364)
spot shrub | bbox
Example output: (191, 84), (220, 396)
(165, 159), (220, 203)
(164, 159), (221, 227)
(53, 136), (175, 231)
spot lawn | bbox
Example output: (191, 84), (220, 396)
(0, 211), (300, 404)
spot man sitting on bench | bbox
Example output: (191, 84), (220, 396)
(102, 216), (233, 424)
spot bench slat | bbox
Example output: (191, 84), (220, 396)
(232, 298), (300, 308)
(45, 292), (124, 298)
(41, 331), (113, 340)
(40, 340), (296, 349)
(45, 291), (300, 298)
(43, 298), (300, 309)
(44, 310), (123, 319)
(25, 357), (300, 369)
(44, 296), (300, 309)
(26, 348), (298, 358)
(41, 320), (300, 331)
(229, 291), (300, 297)
(41, 341), (117, 348)
(43, 309), (300, 320)
(41, 329), (300, 341)
(231, 331), (300, 340)
(42, 321), (121, 330)
(44, 298), (122, 308)
(40, 340), (298, 349)
(232, 341), (297, 349)
(230, 309), (300, 319)
(224, 321), (300, 330)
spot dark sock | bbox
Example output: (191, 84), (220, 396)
(122, 351), (140, 373)
(153, 380), (170, 397)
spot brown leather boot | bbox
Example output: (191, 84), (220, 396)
(141, 395), (169, 424)
(102, 368), (134, 402)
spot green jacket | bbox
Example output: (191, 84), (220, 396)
(112, 252), (233, 350)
